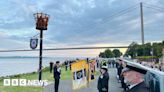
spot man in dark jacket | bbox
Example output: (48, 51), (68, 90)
(117, 61), (123, 82)
(53, 61), (61, 92)
(122, 65), (150, 92)
(120, 73), (128, 91)
(97, 66), (109, 92)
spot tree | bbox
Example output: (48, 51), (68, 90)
(104, 49), (114, 58)
(99, 52), (106, 58)
(136, 45), (144, 56)
(152, 43), (163, 58)
(125, 42), (138, 58)
(112, 49), (122, 57)
(162, 40), (164, 46)
(125, 41), (164, 59)
(144, 43), (152, 56)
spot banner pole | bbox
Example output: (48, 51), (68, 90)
(87, 58), (89, 87)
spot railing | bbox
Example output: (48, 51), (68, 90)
(123, 59), (164, 92)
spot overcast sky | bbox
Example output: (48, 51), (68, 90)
(0, 0), (164, 57)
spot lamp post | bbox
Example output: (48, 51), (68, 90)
(34, 13), (50, 80)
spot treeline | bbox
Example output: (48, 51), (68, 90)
(99, 49), (122, 58)
(124, 41), (164, 58)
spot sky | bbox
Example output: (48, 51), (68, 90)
(0, 0), (164, 57)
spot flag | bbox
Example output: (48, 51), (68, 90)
(90, 60), (96, 72)
(30, 38), (38, 49)
(71, 60), (88, 90)
(89, 60), (96, 81)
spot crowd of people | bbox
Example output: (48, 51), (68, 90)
(95, 58), (150, 92)
(107, 58), (164, 72)
(49, 58), (164, 92)
(136, 61), (164, 72)
(98, 58), (164, 92)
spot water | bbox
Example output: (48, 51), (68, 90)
(0, 57), (75, 77)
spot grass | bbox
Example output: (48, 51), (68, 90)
(0, 66), (99, 92)
(135, 56), (157, 59)
(0, 66), (72, 92)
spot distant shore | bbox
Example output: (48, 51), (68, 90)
(0, 57), (94, 77)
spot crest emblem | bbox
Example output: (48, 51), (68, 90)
(30, 38), (38, 49)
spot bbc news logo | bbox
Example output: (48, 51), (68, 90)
(3, 79), (48, 87)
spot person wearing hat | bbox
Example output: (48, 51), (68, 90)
(97, 66), (109, 92)
(122, 65), (150, 92)
(53, 61), (61, 92)
(117, 60), (123, 82)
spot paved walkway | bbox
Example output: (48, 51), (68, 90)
(43, 68), (123, 92)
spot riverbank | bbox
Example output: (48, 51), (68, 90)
(0, 57), (89, 77)
(0, 66), (72, 92)
(0, 64), (99, 92)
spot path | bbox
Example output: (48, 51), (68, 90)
(43, 68), (123, 92)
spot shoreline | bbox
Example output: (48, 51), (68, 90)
(0, 57), (94, 77)
(0, 67), (50, 81)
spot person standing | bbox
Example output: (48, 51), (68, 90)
(96, 59), (100, 68)
(64, 61), (68, 71)
(53, 61), (61, 92)
(122, 65), (150, 92)
(117, 61), (123, 82)
(120, 73), (128, 91)
(69, 61), (72, 70)
(112, 60), (115, 68)
(91, 70), (95, 80)
(108, 60), (111, 68)
(97, 66), (109, 92)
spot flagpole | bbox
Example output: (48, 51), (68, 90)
(87, 58), (89, 87)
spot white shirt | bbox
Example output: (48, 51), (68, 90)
(57, 67), (61, 73)
(129, 83), (140, 89)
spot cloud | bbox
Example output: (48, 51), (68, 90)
(0, 0), (163, 57)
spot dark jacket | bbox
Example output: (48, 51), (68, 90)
(97, 72), (109, 92)
(53, 65), (61, 79)
(118, 64), (123, 76)
(127, 82), (150, 92)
